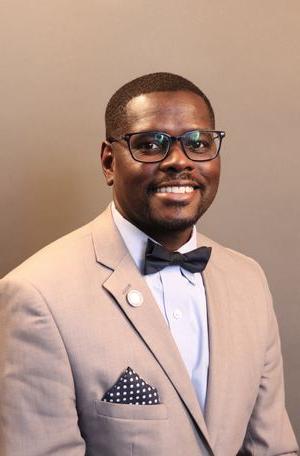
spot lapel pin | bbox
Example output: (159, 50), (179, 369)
(127, 289), (143, 307)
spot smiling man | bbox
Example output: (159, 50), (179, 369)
(0, 72), (298, 456)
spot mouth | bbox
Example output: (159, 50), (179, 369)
(154, 185), (196, 194)
(150, 179), (202, 194)
(148, 181), (202, 205)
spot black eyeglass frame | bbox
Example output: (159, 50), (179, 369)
(107, 129), (226, 163)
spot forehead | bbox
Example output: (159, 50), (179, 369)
(125, 90), (213, 135)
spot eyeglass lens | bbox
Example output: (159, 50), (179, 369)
(129, 131), (221, 162)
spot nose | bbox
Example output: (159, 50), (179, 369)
(159, 140), (194, 172)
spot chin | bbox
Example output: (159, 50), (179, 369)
(147, 201), (210, 232)
(155, 219), (196, 232)
(146, 211), (202, 233)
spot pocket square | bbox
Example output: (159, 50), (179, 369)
(102, 367), (160, 405)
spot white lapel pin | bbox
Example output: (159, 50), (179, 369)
(127, 289), (143, 307)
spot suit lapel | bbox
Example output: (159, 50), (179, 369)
(91, 207), (212, 450)
(198, 233), (231, 447)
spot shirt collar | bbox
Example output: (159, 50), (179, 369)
(111, 202), (197, 279)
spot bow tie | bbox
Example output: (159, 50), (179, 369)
(143, 239), (212, 275)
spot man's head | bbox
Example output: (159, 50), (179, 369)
(101, 72), (223, 249)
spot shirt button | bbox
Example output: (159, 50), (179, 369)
(173, 309), (182, 320)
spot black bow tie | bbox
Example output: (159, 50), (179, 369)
(143, 239), (212, 275)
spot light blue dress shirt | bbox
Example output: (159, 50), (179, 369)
(111, 203), (209, 411)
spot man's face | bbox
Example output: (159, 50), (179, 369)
(101, 90), (220, 242)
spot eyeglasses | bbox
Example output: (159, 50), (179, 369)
(108, 129), (225, 163)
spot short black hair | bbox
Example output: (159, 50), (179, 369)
(105, 72), (215, 139)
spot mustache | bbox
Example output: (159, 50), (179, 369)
(148, 173), (205, 191)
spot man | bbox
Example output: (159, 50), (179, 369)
(0, 72), (298, 455)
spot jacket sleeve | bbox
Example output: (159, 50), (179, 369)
(238, 266), (298, 456)
(0, 276), (86, 456)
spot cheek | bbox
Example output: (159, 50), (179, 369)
(199, 159), (220, 182)
(114, 159), (157, 186)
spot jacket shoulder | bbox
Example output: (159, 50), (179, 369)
(197, 231), (267, 281)
(2, 209), (112, 285)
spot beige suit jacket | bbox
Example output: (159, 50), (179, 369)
(0, 206), (298, 455)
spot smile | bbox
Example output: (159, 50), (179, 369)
(154, 186), (195, 194)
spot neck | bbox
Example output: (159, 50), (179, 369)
(145, 227), (193, 251)
(112, 202), (194, 251)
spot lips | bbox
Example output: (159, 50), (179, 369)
(150, 179), (202, 195)
(155, 185), (195, 194)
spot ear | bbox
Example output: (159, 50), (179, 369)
(101, 141), (114, 186)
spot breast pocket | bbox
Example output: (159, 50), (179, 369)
(87, 400), (169, 456)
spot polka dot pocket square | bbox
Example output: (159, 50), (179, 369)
(102, 367), (160, 405)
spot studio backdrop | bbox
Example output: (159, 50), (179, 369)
(1, 0), (299, 441)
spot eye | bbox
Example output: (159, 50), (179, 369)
(184, 132), (214, 152)
(130, 133), (166, 154)
(190, 140), (208, 149)
(138, 141), (161, 151)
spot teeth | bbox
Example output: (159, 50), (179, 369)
(155, 186), (194, 194)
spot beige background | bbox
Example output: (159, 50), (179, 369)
(1, 0), (299, 442)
